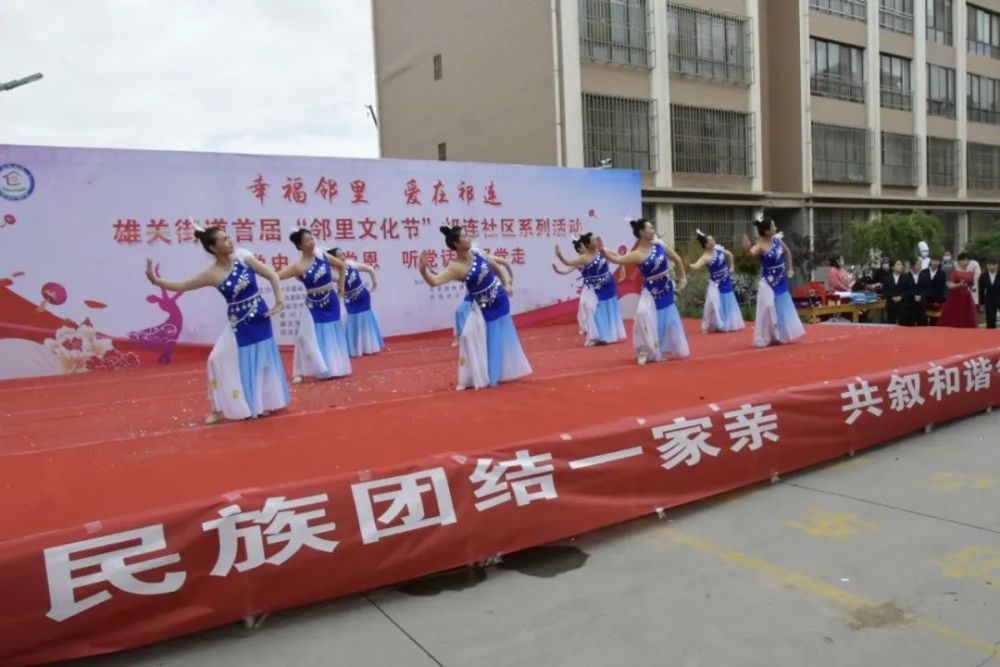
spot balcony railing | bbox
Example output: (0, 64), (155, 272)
(880, 87), (912, 110)
(968, 39), (1000, 61)
(879, 6), (913, 34)
(811, 72), (866, 103)
(969, 105), (1000, 126)
(927, 98), (956, 118)
(810, 0), (867, 22)
(881, 134), (918, 187)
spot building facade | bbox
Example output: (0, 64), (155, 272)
(373, 0), (1000, 261)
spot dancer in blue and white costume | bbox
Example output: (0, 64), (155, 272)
(278, 229), (352, 383)
(689, 229), (745, 333)
(555, 233), (626, 346)
(418, 225), (532, 389)
(552, 253), (588, 335)
(742, 215), (806, 347)
(331, 248), (384, 357)
(605, 218), (690, 365)
(144, 225), (290, 424)
(451, 251), (514, 347)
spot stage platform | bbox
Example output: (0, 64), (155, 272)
(1, 320), (999, 666)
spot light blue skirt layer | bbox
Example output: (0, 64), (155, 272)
(485, 313), (530, 387)
(656, 303), (690, 358)
(314, 319), (352, 378)
(753, 280), (806, 347)
(346, 308), (385, 357)
(592, 297), (626, 344)
(455, 300), (473, 337)
(237, 337), (291, 417)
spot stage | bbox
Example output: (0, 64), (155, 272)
(1, 319), (999, 666)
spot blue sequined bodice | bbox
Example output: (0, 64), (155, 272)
(299, 255), (334, 290)
(581, 251), (617, 300)
(639, 243), (674, 308)
(708, 248), (734, 293)
(463, 251), (509, 321)
(344, 265), (364, 298)
(298, 255), (341, 321)
(758, 237), (789, 294)
(217, 258), (273, 346)
(343, 263), (372, 314)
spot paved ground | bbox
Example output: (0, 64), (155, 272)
(68, 410), (1000, 667)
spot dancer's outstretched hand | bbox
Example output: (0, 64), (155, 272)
(265, 301), (283, 318)
(505, 285), (514, 297)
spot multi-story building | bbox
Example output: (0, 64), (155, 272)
(373, 0), (1000, 261)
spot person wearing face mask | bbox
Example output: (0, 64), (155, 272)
(918, 242), (931, 271)
(872, 255), (892, 287)
(941, 252), (955, 275)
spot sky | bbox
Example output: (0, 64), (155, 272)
(1, 0), (379, 159)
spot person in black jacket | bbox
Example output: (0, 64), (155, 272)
(882, 260), (908, 325)
(901, 258), (923, 326)
(980, 257), (1000, 329)
(917, 256), (948, 325)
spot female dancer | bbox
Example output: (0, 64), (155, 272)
(552, 258), (588, 335)
(331, 248), (384, 357)
(451, 252), (515, 347)
(144, 226), (289, 424)
(742, 216), (805, 347)
(938, 252), (979, 328)
(418, 226), (531, 389)
(603, 219), (690, 365)
(555, 233), (626, 345)
(278, 229), (352, 382)
(689, 230), (745, 333)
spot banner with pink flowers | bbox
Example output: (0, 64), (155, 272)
(0, 145), (640, 379)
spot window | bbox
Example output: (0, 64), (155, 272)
(968, 5), (1000, 59)
(433, 54), (442, 80)
(666, 4), (752, 84)
(881, 133), (917, 186)
(968, 143), (1000, 189)
(880, 54), (912, 109)
(815, 209), (867, 252)
(674, 206), (751, 249)
(927, 64), (956, 117)
(812, 123), (872, 183)
(810, 0), (867, 22)
(810, 38), (866, 103)
(968, 73), (1000, 125)
(927, 0), (953, 45)
(579, 0), (650, 67)
(927, 137), (959, 187)
(671, 105), (754, 177)
(880, 0), (913, 33)
(582, 93), (657, 170)
(930, 211), (959, 253)
(437, 142), (446, 161)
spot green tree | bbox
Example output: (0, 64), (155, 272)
(966, 219), (1000, 261)
(842, 210), (945, 265)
